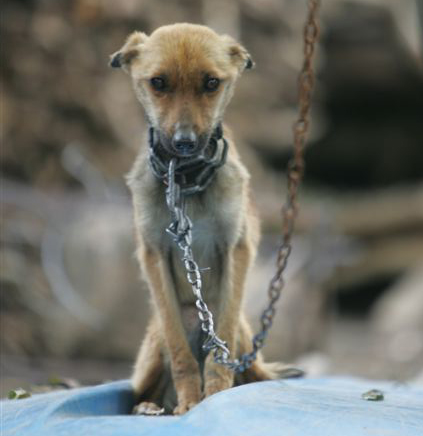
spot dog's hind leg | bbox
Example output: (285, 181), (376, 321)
(235, 313), (278, 383)
(235, 313), (304, 385)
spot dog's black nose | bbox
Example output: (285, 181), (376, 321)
(172, 129), (198, 155)
(174, 140), (196, 153)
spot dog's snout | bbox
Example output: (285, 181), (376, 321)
(174, 140), (196, 152)
(172, 129), (198, 155)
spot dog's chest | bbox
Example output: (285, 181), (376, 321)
(137, 173), (244, 250)
(134, 171), (245, 303)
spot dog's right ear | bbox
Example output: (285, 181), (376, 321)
(109, 31), (148, 72)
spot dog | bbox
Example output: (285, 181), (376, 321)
(110, 23), (282, 415)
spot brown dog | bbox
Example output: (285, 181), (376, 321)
(110, 23), (281, 415)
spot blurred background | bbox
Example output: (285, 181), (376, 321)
(1, 0), (423, 396)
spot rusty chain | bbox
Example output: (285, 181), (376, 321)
(162, 0), (320, 372)
(230, 0), (321, 371)
(244, 0), (321, 368)
(282, 0), (320, 282)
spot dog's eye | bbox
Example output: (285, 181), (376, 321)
(150, 77), (166, 92)
(204, 77), (220, 92)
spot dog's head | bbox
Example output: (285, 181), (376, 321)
(110, 23), (253, 156)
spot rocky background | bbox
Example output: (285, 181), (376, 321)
(1, 0), (423, 395)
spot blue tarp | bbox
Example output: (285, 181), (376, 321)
(2, 377), (422, 436)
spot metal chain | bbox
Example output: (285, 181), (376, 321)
(164, 0), (320, 373)
(165, 159), (231, 361)
(149, 127), (229, 196)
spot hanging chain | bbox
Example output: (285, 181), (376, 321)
(164, 0), (320, 373)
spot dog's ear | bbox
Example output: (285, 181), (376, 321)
(222, 35), (255, 73)
(109, 31), (148, 72)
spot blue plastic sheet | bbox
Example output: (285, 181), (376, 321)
(2, 377), (422, 436)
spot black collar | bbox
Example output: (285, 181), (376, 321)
(148, 125), (228, 195)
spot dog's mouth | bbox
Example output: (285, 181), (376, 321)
(172, 141), (199, 156)
(157, 130), (210, 158)
(148, 123), (227, 191)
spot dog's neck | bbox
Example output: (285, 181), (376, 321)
(148, 124), (228, 195)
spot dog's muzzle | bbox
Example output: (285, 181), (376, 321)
(172, 129), (198, 156)
(148, 123), (227, 195)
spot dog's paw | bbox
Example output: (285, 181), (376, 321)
(173, 400), (198, 415)
(204, 354), (234, 397)
(204, 375), (233, 397)
(133, 401), (165, 416)
(172, 372), (202, 415)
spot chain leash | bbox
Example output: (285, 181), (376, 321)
(164, 0), (320, 372)
(165, 159), (232, 362)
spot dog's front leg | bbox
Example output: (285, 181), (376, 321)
(139, 246), (202, 414)
(204, 239), (252, 396)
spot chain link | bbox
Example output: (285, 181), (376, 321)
(164, 0), (320, 372)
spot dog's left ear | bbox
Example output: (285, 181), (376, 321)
(109, 31), (148, 73)
(222, 35), (255, 73)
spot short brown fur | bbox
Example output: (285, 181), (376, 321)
(111, 23), (279, 415)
